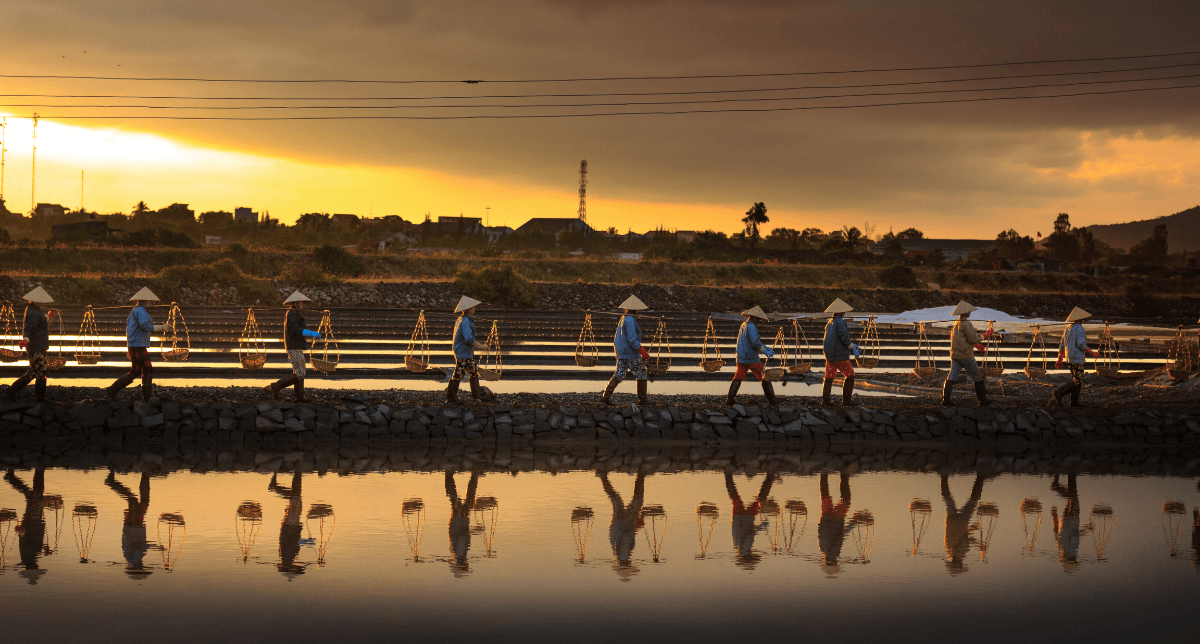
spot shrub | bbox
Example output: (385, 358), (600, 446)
(879, 264), (919, 289)
(312, 245), (366, 277)
(41, 277), (116, 305)
(152, 249), (195, 271)
(152, 258), (278, 305)
(454, 266), (539, 309)
(739, 287), (768, 310)
(280, 260), (330, 285)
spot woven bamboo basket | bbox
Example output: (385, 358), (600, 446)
(74, 353), (100, 365)
(45, 356), (67, 370)
(575, 355), (599, 368)
(763, 367), (786, 381)
(700, 358), (725, 372)
(405, 356), (428, 372)
(789, 362), (812, 375)
(0, 348), (20, 363)
(1168, 368), (1191, 381)
(912, 367), (940, 378)
(311, 358), (337, 374)
(240, 354), (266, 370)
(1024, 366), (1047, 380)
(856, 357), (879, 369)
(161, 348), (189, 362)
(982, 367), (1004, 378)
(646, 359), (671, 375)
(477, 367), (501, 382)
(1095, 367), (1120, 378)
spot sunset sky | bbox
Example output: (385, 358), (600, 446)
(1, 1), (1198, 238)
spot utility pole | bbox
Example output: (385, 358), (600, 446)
(1, 117), (6, 201)
(31, 113), (38, 213)
(577, 160), (587, 223)
(80, 170), (85, 212)
(485, 206), (490, 228)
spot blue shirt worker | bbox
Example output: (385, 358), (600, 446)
(1053, 307), (1096, 408)
(106, 287), (167, 402)
(265, 290), (321, 402)
(942, 301), (995, 408)
(726, 306), (779, 407)
(821, 298), (860, 406)
(6, 286), (55, 403)
(447, 296), (493, 403)
(601, 295), (652, 406)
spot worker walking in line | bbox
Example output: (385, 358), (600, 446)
(726, 305), (778, 406)
(106, 287), (166, 402)
(1053, 307), (1096, 408)
(6, 287), (56, 402)
(447, 296), (492, 404)
(265, 290), (320, 402)
(601, 295), (652, 406)
(821, 298), (860, 406)
(942, 301), (994, 407)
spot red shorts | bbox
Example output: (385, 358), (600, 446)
(733, 363), (764, 381)
(824, 360), (854, 379)
(127, 347), (153, 379)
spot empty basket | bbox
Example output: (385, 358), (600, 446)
(700, 359), (725, 373)
(477, 367), (501, 382)
(575, 355), (599, 368)
(405, 356), (428, 372)
(311, 358), (337, 374)
(240, 354), (266, 370)
(763, 367), (786, 381)
(1024, 366), (1047, 380)
(161, 348), (189, 362)
(45, 356), (67, 370)
(788, 362), (812, 375)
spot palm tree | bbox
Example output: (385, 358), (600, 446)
(742, 202), (769, 245)
(132, 201), (149, 217)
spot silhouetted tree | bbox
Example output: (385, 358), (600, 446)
(995, 229), (1035, 261)
(742, 202), (769, 245)
(1129, 223), (1169, 264)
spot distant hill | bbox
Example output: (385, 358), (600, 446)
(1085, 205), (1200, 252)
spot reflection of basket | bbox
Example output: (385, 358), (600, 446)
(162, 348), (189, 362)
(789, 362), (812, 375)
(45, 356), (67, 370)
(575, 355), (598, 368)
(312, 358), (337, 374)
(240, 354), (266, 370)
(763, 367), (786, 381)
(1095, 367), (1119, 378)
(405, 356), (428, 372)
(0, 348), (19, 363)
(1168, 369), (1191, 381)
(75, 353), (100, 365)
(1024, 366), (1046, 380)
(912, 367), (939, 378)
(982, 367), (1004, 377)
(478, 367), (501, 382)
(856, 357), (879, 369)
(700, 359), (725, 372)
(646, 359), (670, 375)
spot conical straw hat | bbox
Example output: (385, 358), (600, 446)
(951, 300), (977, 316)
(22, 286), (54, 303)
(283, 290), (311, 304)
(824, 298), (854, 314)
(129, 287), (160, 302)
(454, 296), (482, 313)
(618, 295), (648, 311)
(1065, 306), (1091, 323)
(741, 305), (769, 321)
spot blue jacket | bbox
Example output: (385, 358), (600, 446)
(736, 321), (771, 364)
(126, 306), (154, 348)
(453, 314), (476, 360)
(823, 316), (852, 362)
(613, 314), (643, 360)
(1060, 323), (1088, 364)
(22, 306), (49, 355)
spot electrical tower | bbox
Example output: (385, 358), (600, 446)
(577, 160), (587, 223)
(1, 117), (6, 201)
(31, 114), (38, 213)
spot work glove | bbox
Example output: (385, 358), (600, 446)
(473, 341), (489, 351)
(638, 347), (651, 360)
(302, 329), (321, 339)
(1055, 350), (1065, 370)
(46, 310), (55, 320)
(850, 343), (861, 357)
(1085, 347), (1097, 358)
(974, 343), (986, 354)
(153, 324), (167, 332)
(19, 338), (28, 349)
(764, 348), (775, 358)
(982, 328), (994, 340)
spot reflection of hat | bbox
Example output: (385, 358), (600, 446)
(824, 298), (854, 314)
(22, 286), (54, 303)
(618, 295), (648, 311)
(129, 287), (160, 302)
(1065, 307), (1091, 323)
(454, 296), (482, 313)
(284, 290), (311, 304)
(741, 305), (769, 321)
(951, 301), (977, 316)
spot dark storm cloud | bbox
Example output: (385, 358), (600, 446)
(2, 0), (1198, 225)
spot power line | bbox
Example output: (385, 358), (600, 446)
(2, 50), (1198, 85)
(17, 81), (1200, 120)
(3, 61), (1197, 102)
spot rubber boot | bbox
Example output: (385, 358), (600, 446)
(974, 380), (990, 407)
(600, 378), (619, 405)
(726, 380), (742, 406)
(264, 374), (295, 401)
(821, 378), (834, 406)
(842, 375), (857, 406)
(761, 380), (779, 407)
(941, 379), (954, 407)
(637, 379), (648, 406)
(1050, 381), (1073, 408)
(469, 375), (484, 401)
(106, 373), (135, 402)
(6, 374), (32, 401)
(1069, 384), (1083, 408)
(34, 378), (46, 403)
(142, 379), (153, 402)
(446, 379), (461, 404)
(295, 378), (309, 403)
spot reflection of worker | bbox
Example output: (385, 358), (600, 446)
(600, 471), (646, 581)
(445, 469), (481, 578)
(726, 472), (776, 570)
(269, 471), (305, 578)
(105, 471), (151, 578)
(942, 473), (985, 574)
(1192, 508), (1199, 574)
(1050, 474), (1082, 572)
(818, 472), (851, 570)
(5, 467), (47, 583)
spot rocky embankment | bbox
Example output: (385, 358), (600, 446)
(3, 276), (1198, 319)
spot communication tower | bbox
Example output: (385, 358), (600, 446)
(577, 160), (587, 223)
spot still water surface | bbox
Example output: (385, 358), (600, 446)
(3, 468), (1197, 642)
